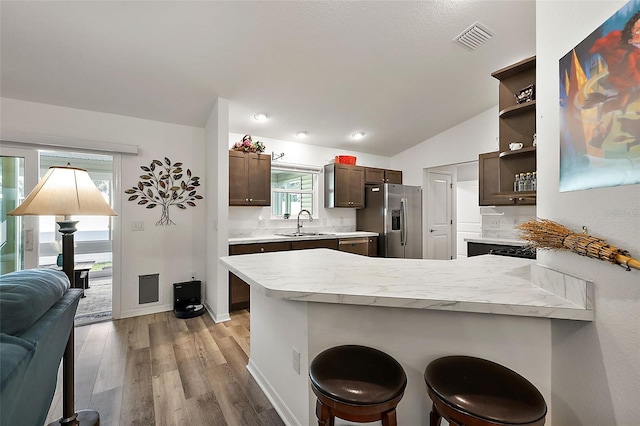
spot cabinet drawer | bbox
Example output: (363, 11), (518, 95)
(291, 239), (338, 250)
(229, 241), (292, 255)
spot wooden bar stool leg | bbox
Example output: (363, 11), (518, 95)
(430, 402), (441, 426)
(381, 408), (398, 426)
(315, 399), (332, 426)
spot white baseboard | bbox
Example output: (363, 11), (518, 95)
(204, 301), (230, 323)
(247, 358), (299, 426)
(119, 303), (172, 319)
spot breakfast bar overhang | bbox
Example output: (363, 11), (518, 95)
(219, 249), (593, 425)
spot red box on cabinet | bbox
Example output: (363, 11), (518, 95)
(335, 155), (356, 165)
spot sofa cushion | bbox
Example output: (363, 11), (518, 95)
(0, 333), (36, 419)
(0, 268), (69, 336)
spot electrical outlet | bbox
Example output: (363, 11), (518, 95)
(292, 348), (300, 374)
(487, 218), (500, 228)
(131, 221), (144, 231)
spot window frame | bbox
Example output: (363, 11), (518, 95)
(270, 164), (320, 220)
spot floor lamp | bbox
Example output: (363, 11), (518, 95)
(9, 164), (117, 426)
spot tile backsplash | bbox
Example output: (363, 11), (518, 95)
(228, 206), (356, 238)
(480, 205), (536, 240)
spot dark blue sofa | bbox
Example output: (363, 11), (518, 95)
(0, 268), (82, 425)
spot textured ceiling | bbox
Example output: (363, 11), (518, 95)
(0, 1), (536, 156)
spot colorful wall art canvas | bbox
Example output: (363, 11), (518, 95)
(559, 0), (640, 192)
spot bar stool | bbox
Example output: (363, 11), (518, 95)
(309, 345), (407, 426)
(424, 355), (547, 426)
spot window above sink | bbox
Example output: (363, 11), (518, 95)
(271, 165), (320, 219)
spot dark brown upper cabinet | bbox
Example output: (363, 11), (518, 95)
(364, 167), (403, 184)
(479, 56), (537, 206)
(229, 151), (271, 206)
(324, 163), (365, 208)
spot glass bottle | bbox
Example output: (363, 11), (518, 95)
(514, 174), (520, 192)
(518, 173), (525, 192)
(532, 172), (537, 191)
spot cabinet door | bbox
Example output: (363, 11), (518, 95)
(385, 170), (403, 184)
(229, 151), (249, 205)
(229, 273), (250, 311)
(247, 153), (271, 206)
(334, 164), (353, 207)
(349, 166), (365, 207)
(365, 167), (385, 184)
(228, 241), (291, 312)
(367, 237), (378, 257)
(479, 152), (513, 206)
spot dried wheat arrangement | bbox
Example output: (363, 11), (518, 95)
(516, 218), (640, 271)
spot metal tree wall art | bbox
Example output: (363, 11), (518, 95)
(125, 157), (202, 226)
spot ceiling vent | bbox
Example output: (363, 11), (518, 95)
(454, 22), (493, 50)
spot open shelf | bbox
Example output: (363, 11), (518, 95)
(494, 191), (536, 200)
(499, 146), (536, 158)
(491, 56), (536, 80)
(499, 100), (536, 118)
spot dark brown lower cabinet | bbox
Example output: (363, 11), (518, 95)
(228, 241), (292, 311)
(368, 236), (378, 257)
(291, 239), (339, 250)
(229, 273), (251, 311)
(228, 237), (376, 311)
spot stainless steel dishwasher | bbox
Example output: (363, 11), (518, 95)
(338, 238), (369, 256)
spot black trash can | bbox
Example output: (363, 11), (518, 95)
(173, 280), (206, 319)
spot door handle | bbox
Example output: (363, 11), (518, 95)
(429, 229), (436, 233)
(400, 198), (407, 246)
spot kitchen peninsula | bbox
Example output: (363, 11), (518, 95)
(219, 249), (592, 425)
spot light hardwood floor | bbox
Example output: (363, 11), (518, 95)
(46, 310), (285, 426)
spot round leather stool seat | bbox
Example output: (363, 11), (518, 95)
(309, 345), (407, 425)
(425, 356), (547, 425)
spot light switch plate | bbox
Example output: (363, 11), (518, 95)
(132, 221), (144, 231)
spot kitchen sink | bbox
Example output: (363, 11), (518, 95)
(275, 232), (335, 237)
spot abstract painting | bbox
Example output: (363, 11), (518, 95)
(559, 0), (640, 191)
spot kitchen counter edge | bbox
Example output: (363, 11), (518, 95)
(465, 237), (528, 246)
(229, 231), (378, 245)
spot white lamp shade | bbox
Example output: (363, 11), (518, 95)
(8, 165), (117, 217)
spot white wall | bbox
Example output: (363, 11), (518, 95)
(390, 107), (533, 254)
(480, 205), (536, 240)
(205, 98), (231, 322)
(227, 133), (392, 236)
(538, 2), (640, 424)
(456, 163), (481, 257)
(1, 97), (206, 318)
(390, 106), (498, 186)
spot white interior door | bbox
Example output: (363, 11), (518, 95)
(426, 172), (452, 260)
(0, 145), (39, 273)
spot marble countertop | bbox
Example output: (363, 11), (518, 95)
(219, 249), (593, 321)
(465, 237), (528, 246)
(228, 231), (378, 245)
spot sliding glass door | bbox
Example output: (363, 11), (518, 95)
(0, 146), (39, 274)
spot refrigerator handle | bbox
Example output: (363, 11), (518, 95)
(400, 198), (406, 246)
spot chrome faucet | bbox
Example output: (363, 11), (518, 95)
(297, 209), (313, 234)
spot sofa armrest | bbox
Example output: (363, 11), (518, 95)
(0, 280), (81, 426)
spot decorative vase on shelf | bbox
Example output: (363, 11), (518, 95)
(56, 253), (63, 267)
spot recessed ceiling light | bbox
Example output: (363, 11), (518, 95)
(253, 113), (269, 121)
(351, 132), (365, 140)
(295, 131), (308, 139)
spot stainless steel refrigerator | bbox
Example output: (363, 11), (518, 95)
(356, 183), (422, 258)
